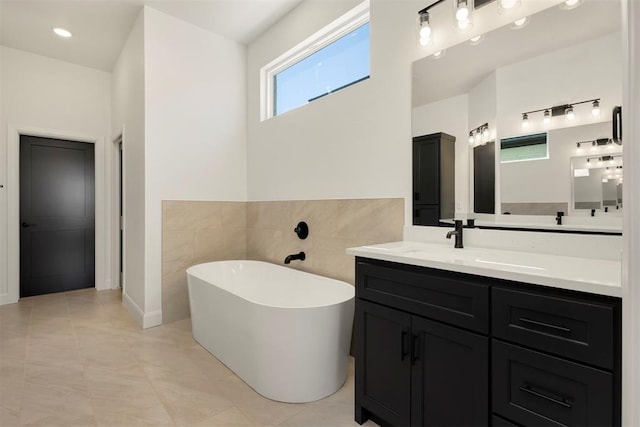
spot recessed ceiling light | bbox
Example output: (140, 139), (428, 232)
(53, 28), (72, 38)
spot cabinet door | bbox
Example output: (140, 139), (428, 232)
(411, 316), (489, 427)
(413, 137), (439, 205)
(356, 300), (412, 426)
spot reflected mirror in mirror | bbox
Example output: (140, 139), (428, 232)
(572, 152), (623, 212)
(411, 0), (622, 231)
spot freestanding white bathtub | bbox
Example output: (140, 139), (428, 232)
(186, 260), (355, 403)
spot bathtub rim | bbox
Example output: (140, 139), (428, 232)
(186, 259), (355, 310)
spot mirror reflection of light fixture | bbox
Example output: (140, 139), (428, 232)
(521, 113), (529, 129)
(560, 0), (583, 10)
(432, 49), (446, 58)
(511, 16), (529, 29)
(576, 142), (582, 152)
(592, 99), (600, 116)
(418, 11), (432, 46)
(565, 106), (575, 121)
(520, 98), (599, 128)
(469, 122), (490, 146)
(454, 0), (473, 31)
(469, 34), (484, 45)
(497, 0), (521, 13)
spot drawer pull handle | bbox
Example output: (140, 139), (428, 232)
(519, 317), (571, 334)
(401, 330), (409, 361)
(519, 386), (572, 409)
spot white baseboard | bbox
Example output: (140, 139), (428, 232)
(122, 292), (162, 329)
(95, 279), (111, 291)
(0, 292), (18, 306)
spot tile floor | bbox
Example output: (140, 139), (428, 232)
(0, 289), (377, 427)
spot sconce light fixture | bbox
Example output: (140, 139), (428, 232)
(418, 10), (432, 46)
(454, 0), (473, 31)
(521, 98), (600, 128)
(469, 123), (490, 145)
(576, 138), (620, 154)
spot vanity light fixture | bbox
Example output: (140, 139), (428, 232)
(565, 106), (575, 121)
(592, 99), (600, 117)
(520, 98), (600, 128)
(576, 142), (582, 152)
(469, 123), (490, 145)
(418, 10), (432, 46)
(454, 0), (473, 31)
(586, 158), (591, 168)
(591, 141), (597, 151)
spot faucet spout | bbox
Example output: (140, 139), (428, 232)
(284, 251), (306, 264)
(446, 220), (464, 249)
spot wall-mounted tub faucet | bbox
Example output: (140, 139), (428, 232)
(446, 220), (463, 249)
(284, 252), (306, 264)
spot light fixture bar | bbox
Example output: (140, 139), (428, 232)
(522, 98), (600, 116)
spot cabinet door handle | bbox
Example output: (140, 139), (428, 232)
(519, 317), (571, 334)
(401, 330), (409, 361)
(519, 385), (572, 409)
(411, 334), (421, 364)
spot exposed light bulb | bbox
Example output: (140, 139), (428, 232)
(521, 113), (529, 129)
(456, 5), (469, 21)
(565, 106), (575, 121)
(592, 100), (600, 117)
(591, 141), (597, 151)
(543, 109), (551, 124)
(587, 159), (592, 168)
(482, 126), (490, 140)
(469, 132), (475, 145)
(418, 12), (431, 46)
(53, 28), (72, 38)
(475, 130), (482, 142)
(576, 142), (582, 152)
(454, 0), (472, 32)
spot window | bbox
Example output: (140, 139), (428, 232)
(261, 1), (370, 120)
(500, 133), (548, 163)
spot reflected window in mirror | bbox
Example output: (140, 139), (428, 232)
(500, 133), (548, 163)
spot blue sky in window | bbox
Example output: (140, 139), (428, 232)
(275, 22), (370, 116)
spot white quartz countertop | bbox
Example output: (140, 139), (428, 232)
(347, 241), (622, 298)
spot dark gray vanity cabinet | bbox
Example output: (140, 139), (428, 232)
(413, 133), (455, 226)
(353, 257), (621, 427)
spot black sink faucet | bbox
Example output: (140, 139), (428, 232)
(284, 252), (306, 264)
(556, 211), (565, 225)
(446, 220), (464, 249)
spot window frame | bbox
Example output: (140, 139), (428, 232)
(500, 132), (549, 163)
(260, 0), (370, 121)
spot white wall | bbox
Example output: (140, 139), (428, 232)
(247, 0), (415, 218)
(143, 7), (247, 324)
(111, 11), (147, 324)
(0, 46), (112, 305)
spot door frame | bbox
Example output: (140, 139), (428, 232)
(3, 124), (109, 305)
(111, 132), (124, 293)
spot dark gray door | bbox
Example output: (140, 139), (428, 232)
(20, 135), (95, 297)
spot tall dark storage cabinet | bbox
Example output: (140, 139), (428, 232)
(413, 133), (455, 226)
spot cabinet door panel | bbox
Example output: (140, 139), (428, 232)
(413, 137), (439, 205)
(411, 316), (489, 427)
(493, 341), (613, 427)
(356, 300), (411, 426)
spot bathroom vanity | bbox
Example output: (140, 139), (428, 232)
(349, 242), (621, 427)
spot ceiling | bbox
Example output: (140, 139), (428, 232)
(412, 0), (621, 108)
(0, 0), (303, 72)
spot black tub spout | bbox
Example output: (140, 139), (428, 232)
(284, 252), (306, 264)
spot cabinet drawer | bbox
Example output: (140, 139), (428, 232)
(492, 415), (520, 427)
(493, 341), (612, 427)
(492, 287), (615, 369)
(356, 261), (489, 333)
